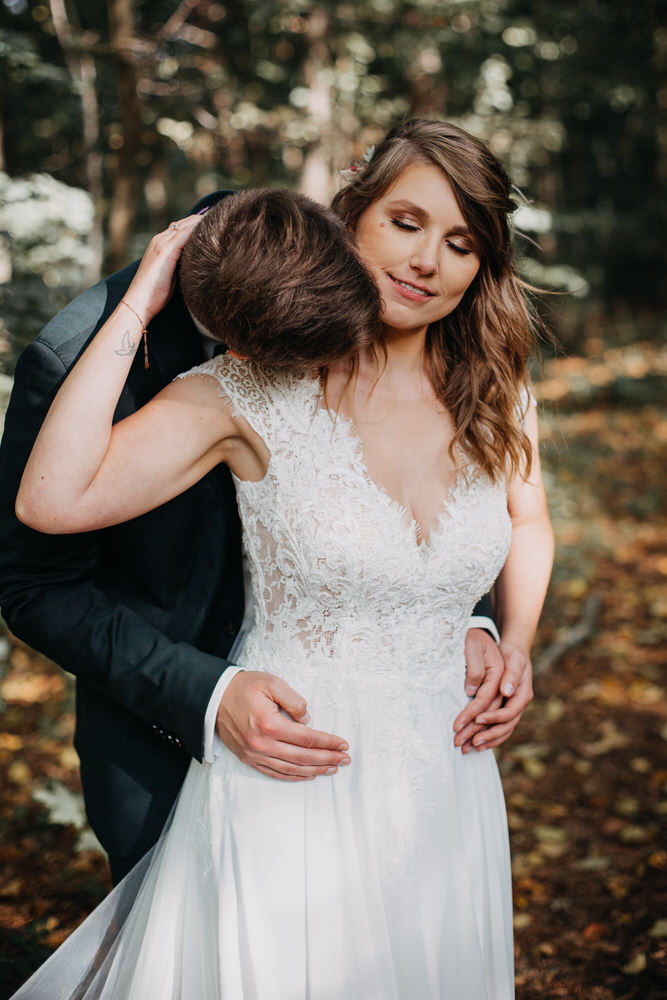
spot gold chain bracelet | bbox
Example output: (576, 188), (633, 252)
(119, 299), (149, 370)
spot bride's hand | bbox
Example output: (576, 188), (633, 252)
(123, 214), (203, 325)
(454, 639), (533, 752)
(469, 641), (533, 750)
(454, 629), (533, 752)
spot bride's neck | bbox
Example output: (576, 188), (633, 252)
(358, 333), (430, 397)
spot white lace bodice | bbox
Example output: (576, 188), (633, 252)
(179, 355), (512, 718)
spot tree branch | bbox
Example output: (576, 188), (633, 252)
(533, 594), (601, 676)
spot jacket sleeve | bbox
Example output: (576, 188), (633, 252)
(471, 592), (495, 624)
(0, 337), (228, 762)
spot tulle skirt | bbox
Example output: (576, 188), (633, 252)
(12, 685), (514, 999)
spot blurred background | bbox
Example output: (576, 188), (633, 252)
(0, 1), (665, 998)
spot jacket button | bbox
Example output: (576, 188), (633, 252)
(222, 619), (238, 636)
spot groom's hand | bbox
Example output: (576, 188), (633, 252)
(453, 629), (533, 752)
(216, 671), (350, 781)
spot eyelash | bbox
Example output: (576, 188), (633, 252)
(391, 218), (418, 232)
(390, 219), (473, 255)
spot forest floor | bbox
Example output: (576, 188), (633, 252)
(0, 342), (665, 999)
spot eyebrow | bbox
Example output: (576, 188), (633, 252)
(386, 199), (472, 236)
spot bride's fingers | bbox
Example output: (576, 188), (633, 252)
(471, 720), (517, 750)
(454, 696), (502, 749)
(125, 215), (204, 319)
(454, 676), (502, 734)
(164, 214), (203, 237)
(475, 699), (528, 727)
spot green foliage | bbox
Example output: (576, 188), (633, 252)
(0, 0), (664, 372)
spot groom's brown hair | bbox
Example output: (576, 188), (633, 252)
(180, 188), (380, 368)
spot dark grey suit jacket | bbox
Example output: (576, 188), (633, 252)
(0, 194), (244, 860)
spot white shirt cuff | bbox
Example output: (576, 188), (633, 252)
(203, 666), (245, 763)
(468, 616), (500, 644)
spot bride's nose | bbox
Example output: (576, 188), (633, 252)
(409, 235), (438, 275)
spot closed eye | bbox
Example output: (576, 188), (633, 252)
(447, 241), (473, 256)
(391, 218), (419, 232)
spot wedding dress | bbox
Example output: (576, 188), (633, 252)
(13, 356), (515, 999)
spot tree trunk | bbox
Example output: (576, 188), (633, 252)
(49, 0), (104, 283)
(299, 9), (335, 203)
(0, 85), (5, 172)
(107, 0), (143, 272)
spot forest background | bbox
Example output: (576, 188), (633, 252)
(0, 1), (665, 998)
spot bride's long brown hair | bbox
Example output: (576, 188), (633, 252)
(331, 118), (543, 482)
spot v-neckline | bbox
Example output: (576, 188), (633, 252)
(312, 385), (465, 553)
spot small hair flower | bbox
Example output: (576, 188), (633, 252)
(339, 144), (376, 183)
(339, 163), (361, 182)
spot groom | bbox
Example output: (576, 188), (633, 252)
(0, 191), (524, 883)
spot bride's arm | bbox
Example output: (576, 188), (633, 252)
(498, 402), (554, 650)
(454, 403), (552, 751)
(16, 217), (252, 535)
(468, 401), (554, 749)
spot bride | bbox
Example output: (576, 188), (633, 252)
(14, 120), (553, 998)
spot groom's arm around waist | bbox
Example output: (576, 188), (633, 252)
(0, 328), (236, 761)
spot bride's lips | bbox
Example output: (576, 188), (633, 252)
(386, 273), (434, 301)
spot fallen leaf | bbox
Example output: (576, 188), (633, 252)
(59, 746), (79, 769)
(574, 856), (610, 872)
(537, 941), (555, 956)
(533, 824), (567, 843)
(619, 824), (652, 843)
(544, 697), (565, 722)
(605, 877), (629, 899)
(8, 761), (31, 785)
(522, 758), (546, 779)
(583, 922), (606, 942)
(1, 878), (23, 898)
(0, 671), (65, 704)
(621, 951), (647, 975)
(614, 796), (639, 817)
(0, 733), (23, 751)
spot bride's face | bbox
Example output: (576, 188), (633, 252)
(352, 163), (481, 340)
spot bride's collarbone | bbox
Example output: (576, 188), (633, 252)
(344, 409), (461, 536)
(354, 401), (457, 467)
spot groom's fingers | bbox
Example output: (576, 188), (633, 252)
(248, 743), (351, 781)
(216, 670), (350, 780)
(248, 717), (351, 778)
(463, 627), (503, 696)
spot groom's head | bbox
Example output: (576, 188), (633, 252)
(180, 188), (380, 368)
